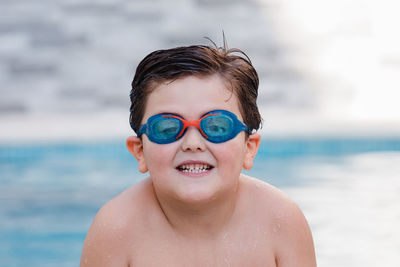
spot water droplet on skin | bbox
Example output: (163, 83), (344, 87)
(253, 239), (259, 249)
(223, 232), (228, 240)
(224, 256), (232, 266)
(273, 223), (281, 233)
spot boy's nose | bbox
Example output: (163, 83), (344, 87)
(181, 127), (206, 152)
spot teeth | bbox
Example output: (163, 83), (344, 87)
(178, 163), (211, 173)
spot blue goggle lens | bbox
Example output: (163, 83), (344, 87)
(151, 117), (182, 140)
(201, 115), (233, 138)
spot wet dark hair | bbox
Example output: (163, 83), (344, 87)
(129, 43), (261, 135)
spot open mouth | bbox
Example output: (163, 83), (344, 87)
(176, 163), (213, 174)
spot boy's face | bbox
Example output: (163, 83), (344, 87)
(128, 74), (260, 204)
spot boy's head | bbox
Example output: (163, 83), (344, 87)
(129, 44), (261, 134)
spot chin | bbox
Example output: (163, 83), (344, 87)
(175, 185), (221, 205)
(179, 182), (237, 207)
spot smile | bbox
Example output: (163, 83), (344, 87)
(177, 163), (213, 173)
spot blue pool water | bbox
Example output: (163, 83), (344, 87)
(1, 138), (400, 266)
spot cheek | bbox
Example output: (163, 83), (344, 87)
(143, 144), (175, 174)
(216, 141), (247, 172)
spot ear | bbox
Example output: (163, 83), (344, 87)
(126, 136), (148, 173)
(243, 133), (261, 170)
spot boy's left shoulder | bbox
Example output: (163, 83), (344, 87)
(239, 174), (298, 213)
(239, 174), (316, 266)
(239, 173), (310, 232)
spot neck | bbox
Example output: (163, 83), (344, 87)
(152, 182), (240, 239)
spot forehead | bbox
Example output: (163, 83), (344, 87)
(142, 74), (242, 121)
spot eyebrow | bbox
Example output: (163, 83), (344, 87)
(154, 111), (184, 119)
(154, 110), (221, 120)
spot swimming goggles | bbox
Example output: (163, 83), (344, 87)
(138, 110), (249, 144)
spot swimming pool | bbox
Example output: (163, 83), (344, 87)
(1, 138), (400, 266)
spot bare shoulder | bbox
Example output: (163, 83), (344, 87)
(239, 175), (316, 267)
(239, 174), (297, 214)
(80, 178), (155, 267)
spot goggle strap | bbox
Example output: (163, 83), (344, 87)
(138, 124), (147, 136)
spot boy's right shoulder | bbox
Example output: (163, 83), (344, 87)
(80, 178), (156, 266)
(95, 177), (155, 231)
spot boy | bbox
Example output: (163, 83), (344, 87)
(80, 44), (316, 266)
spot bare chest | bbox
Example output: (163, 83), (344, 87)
(127, 232), (277, 267)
